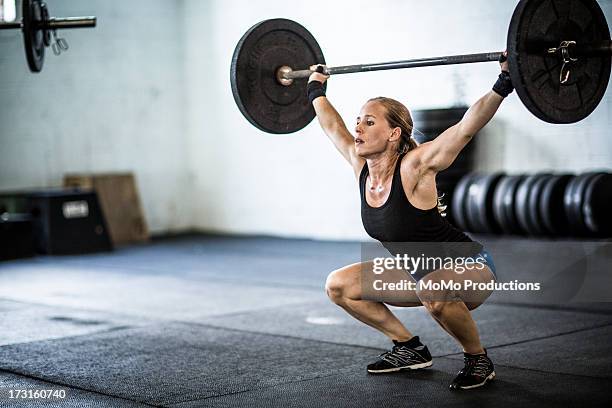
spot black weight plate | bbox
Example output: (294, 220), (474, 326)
(508, 0), (611, 124)
(563, 174), (581, 234)
(501, 175), (527, 235)
(514, 175), (536, 235)
(464, 174), (485, 233)
(539, 174), (573, 235)
(23, 0), (45, 73)
(564, 172), (599, 235)
(573, 172), (601, 235)
(493, 175), (514, 234)
(451, 173), (477, 232)
(481, 173), (505, 234)
(231, 19), (326, 134)
(527, 174), (554, 235)
(515, 174), (549, 235)
(466, 173), (505, 233)
(583, 172), (612, 236)
(41, 2), (51, 47)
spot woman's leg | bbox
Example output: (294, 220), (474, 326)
(416, 266), (495, 354)
(325, 260), (422, 341)
(416, 265), (497, 389)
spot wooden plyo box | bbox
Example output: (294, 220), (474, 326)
(63, 173), (149, 246)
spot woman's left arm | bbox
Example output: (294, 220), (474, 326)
(420, 54), (511, 172)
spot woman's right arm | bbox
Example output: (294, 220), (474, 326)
(309, 71), (365, 177)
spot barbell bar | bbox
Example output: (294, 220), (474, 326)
(0, 0), (96, 72)
(281, 43), (611, 80)
(281, 53), (504, 80)
(0, 17), (97, 30)
(230, 0), (612, 134)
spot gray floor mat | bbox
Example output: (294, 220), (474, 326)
(1, 235), (611, 407)
(0, 299), (146, 346)
(0, 266), (321, 321)
(1, 235), (360, 290)
(0, 322), (370, 406)
(447, 324), (612, 378)
(196, 301), (612, 355)
(170, 357), (612, 408)
(0, 371), (148, 407)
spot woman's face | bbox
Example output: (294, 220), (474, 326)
(354, 101), (399, 157)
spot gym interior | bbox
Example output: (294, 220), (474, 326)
(1, 0), (611, 406)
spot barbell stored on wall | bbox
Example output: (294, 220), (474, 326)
(230, 0), (612, 134)
(0, 0), (96, 73)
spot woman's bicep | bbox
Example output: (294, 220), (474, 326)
(312, 98), (364, 175)
(421, 124), (470, 172)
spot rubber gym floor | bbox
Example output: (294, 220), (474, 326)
(0, 234), (610, 407)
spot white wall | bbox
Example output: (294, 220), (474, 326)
(2, 1), (611, 240)
(186, 0), (612, 240)
(0, 0), (191, 234)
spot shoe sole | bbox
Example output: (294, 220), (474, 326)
(367, 360), (433, 373)
(454, 371), (496, 390)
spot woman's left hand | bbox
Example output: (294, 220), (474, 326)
(499, 51), (509, 72)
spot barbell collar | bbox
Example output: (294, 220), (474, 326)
(282, 52), (503, 80)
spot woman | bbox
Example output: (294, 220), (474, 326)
(307, 53), (513, 390)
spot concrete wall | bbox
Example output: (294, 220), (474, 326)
(2, 0), (611, 240)
(0, 0), (191, 234)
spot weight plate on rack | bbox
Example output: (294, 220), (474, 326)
(22, 0), (45, 73)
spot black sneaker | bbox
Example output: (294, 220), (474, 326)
(449, 350), (496, 390)
(367, 340), (433, 373)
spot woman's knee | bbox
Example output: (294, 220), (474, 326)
(325, 264), (360, 304)
(421, 300), (448, 317)
(324, 272), (341, 303)
(419, 290), (488, 314)
(417, 277), (457, 317)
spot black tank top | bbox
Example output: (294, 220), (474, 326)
(360, 154), (474, 244)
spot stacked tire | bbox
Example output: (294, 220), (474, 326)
(450, 171), (612, 237)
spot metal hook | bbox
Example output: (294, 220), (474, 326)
(559, 43), (578, 84)
(50, 29), (69, 55)
(52, 42), (61, 55)
(57, 38), (69, 51)
(51, 30), (61, 55)
(547, 41), (578, 84)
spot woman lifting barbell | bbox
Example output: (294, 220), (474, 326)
(308, 53), (513, 390)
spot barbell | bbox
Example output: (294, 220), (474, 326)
(0, 0), (96, 73)
(230, 0), (612, 134)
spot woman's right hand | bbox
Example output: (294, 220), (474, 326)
(308, 64), (330, 83)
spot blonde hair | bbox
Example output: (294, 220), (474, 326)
(368, 96), (446, 217)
